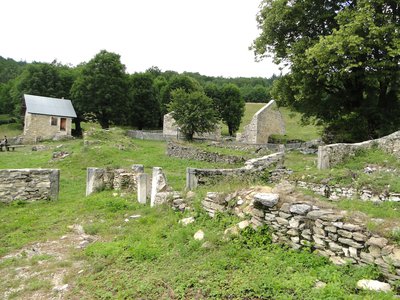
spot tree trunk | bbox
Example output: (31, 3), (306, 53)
(185, 132), (194, 141)
(73, 117), (83, 137)
(99, 118), (109, 129)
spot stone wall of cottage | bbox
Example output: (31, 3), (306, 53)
(0, 169), (59, 203)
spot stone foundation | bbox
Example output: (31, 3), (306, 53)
(203, 183), (400, 283)
(0, 169), (59, 203)
(186, 152), (284, 190)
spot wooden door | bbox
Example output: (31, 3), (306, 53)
(60, 118), (66, 131)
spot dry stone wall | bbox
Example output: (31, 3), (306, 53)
(186, 152), (284, 189)
(86, 166), (145, 196)
(126, 130), (165, 141)
(236, 100), (285, 144)
(318, 131), (400, 169)
(0, 169), (59, 203)
(296, 181), (400, 202)
(202, 183), (400, 283)
(166, 142), (245, 164)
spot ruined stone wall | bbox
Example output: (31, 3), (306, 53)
(296, 181), (400, 202)
(186, 152), (284, 189)
(163, 112), (222, 141)
(203, 185), (400, 283)
(86, 167), (144, 196)
(236, 100), (285, 144)
(166, 142), (245, 164)
(0, 169), (60, 203)
(23, 113), (73, 143)
(126, 130), (165, 141)
(318, 131), (400, 169)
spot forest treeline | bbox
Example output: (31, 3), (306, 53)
(0, 53), (278, 137)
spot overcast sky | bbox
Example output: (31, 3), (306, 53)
(1, 0), (281, 78)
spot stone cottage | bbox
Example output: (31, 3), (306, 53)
(23, 94), (77, 142)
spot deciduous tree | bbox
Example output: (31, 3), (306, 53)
(127, 73), (160, 129)
(161, 75), (202, 116)
(252, 0), (400, 142)
(71, 50), (129, 129)
(168, 89), (217, 140)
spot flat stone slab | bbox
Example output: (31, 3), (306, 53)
(357, 279), (391, 292)
(253, 193), (279, 208)
(290, 204), (312, 215)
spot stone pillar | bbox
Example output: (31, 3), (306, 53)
(137, 173), (148, 204)
(86, 168), (106, 196)
(186, 167), (197, 190)
(317, 146), (329, 170)
(150, 167), (170, 207)
(49, 169), (60, 201)
(132, 164), (144, 173)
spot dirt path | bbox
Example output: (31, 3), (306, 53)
(0, 225), (95, 300)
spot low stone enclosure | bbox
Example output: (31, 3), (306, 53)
(186, 152), (284, 190)
(318, 130), (400, 169)
(86, 165), (185, 209)
(166, 141), (245, 164)
(203, 182), (400, 284)
(85, 151), (285, 209)
(0, 169), (59, 203)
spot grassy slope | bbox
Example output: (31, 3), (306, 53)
(0, 124), (393, 299)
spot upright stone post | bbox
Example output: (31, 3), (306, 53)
(150, 167), (170, 207)
(86, 168), (103, 196)
(137, 173), (148, 204)
(317, 146), (329, 170)
(186, 167), (197, 190)
(132, 164), (144, 173)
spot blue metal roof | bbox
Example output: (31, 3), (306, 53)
(24, 94), (77, 118)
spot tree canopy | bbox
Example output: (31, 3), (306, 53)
(252, 0), (400, 142)
(71, 50), (129, 129)
(168, 89), (217, 140)
(127, 73), (160, 129)
(160, 75), (203, 116)
(205, 83), (245, 136)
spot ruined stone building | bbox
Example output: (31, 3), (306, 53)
(236, 100), (285, 144)
(23, 94), (77, 142)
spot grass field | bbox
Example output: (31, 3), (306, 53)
(0, 122), (396, 299)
